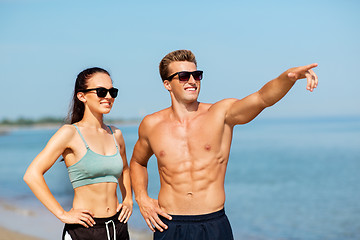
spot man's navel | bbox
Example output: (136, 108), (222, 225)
(204, 144), (211, 151)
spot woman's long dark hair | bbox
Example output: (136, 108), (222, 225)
(67, 67), (110, 124)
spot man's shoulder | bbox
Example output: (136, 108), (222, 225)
(140, 108), (170, 128)
(144, 108), (169, 120)
(208, 98), (238, 111)
(215, 98), (238, 105)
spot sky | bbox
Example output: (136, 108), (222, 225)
(1, 0), (359, 121)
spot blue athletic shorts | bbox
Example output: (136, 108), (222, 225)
(154, 208), (234, 240)
(62, 212), (129, 240)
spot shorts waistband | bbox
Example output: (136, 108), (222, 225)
(167, 208), (225, 222)
(92, 212), (120, 226)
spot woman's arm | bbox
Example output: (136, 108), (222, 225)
(23, 125), (95, 228)
(113, 127), (133, 223)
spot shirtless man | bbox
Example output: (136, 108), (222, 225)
(130, 49), (318, 240)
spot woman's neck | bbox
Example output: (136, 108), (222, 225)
(78, 111), (106, 129)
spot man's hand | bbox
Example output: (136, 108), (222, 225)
(138, 196), (172, 232)
(287, 63), (319, 92)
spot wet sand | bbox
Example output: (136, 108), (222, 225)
(0, 199), (152, 240)
(0, 225), (152, 240)
(0, 226), (43, 240)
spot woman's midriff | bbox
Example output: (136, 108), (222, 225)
(72, 182), (119, 218)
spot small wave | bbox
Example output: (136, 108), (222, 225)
(0, 200), (36, 216)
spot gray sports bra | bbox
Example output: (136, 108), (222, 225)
(67, 125), (123, 189)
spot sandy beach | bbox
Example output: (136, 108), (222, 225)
(0, 225), (152, 240)
(0, 226), (43, 240)
(0, 198), (152, 240)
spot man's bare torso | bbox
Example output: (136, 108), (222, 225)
(145, 101), (234, 215)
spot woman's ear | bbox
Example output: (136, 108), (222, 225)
(163, 80), (172, 91)
(77, 92), (87, 103)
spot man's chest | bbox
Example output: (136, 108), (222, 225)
(148, 121), (226, 160)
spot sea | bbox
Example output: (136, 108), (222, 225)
(0, 116), (359, 240)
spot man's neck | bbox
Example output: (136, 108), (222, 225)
(170, 100), (200, 122)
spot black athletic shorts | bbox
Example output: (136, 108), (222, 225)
(62, 212), (129, 240)
(154, 208), (234, 240)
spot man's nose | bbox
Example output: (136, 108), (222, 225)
(105, 91), (112, 99)
(188, 74), (196, 84)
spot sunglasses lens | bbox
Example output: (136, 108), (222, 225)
(109, 88), (118, 98)
(193, 71), (203, 81)
(96, 88), (108, 98)
(178, 72), (191, 82)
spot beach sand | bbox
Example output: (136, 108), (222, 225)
(0, 226), (152, 240)
(0, 226), (43, 240)
(0, 199), (152, 240)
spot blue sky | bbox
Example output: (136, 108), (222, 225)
(1, 0), (359, 121)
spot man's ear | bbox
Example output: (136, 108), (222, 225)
(77, 92), (87, 103)
(163, 80), (172, 91)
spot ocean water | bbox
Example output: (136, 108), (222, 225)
(0, 117), (359, 240)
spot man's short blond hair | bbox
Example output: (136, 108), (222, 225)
(159, 50), (197, 81)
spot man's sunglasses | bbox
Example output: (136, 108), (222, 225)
(167, 70), (203, 82)
(80, 87), (118, 98)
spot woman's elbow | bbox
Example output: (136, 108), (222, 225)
(23, 169), (32, 184)
(23, 167), (39, 185)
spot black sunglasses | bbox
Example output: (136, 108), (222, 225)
(80, 87), (118, 98)
(167, 70), (203, 82)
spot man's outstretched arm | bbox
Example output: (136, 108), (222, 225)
(225, 63), (319, 126)
(130, 117), (172, 232)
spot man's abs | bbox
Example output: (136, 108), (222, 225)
(157, 175), (226, 215)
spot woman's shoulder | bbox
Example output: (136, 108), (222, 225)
(58, 123), (77, 132)
(41, 124), (78, 150)
(107, 125), (123, 136)
(52, 124), (78, 140)
(107, 125), (125, 145)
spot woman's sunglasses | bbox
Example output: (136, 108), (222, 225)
(167, 70), (203, 82)
(80, 87), (118, 98)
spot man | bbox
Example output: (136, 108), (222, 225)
(130, 49), (318, 240)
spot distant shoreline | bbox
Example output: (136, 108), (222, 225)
(0, 116), (140, 127)
(1, 115), (359, 135)
(0, 120), (140, 134)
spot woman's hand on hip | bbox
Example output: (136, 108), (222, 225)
(117, 199), (133, 223)
(59, 208), (96, 228)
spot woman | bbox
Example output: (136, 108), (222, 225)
(23, 67), (132, 240)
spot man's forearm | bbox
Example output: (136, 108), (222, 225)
(258, 70), (296, 107)
(130, 160), (150, 202)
